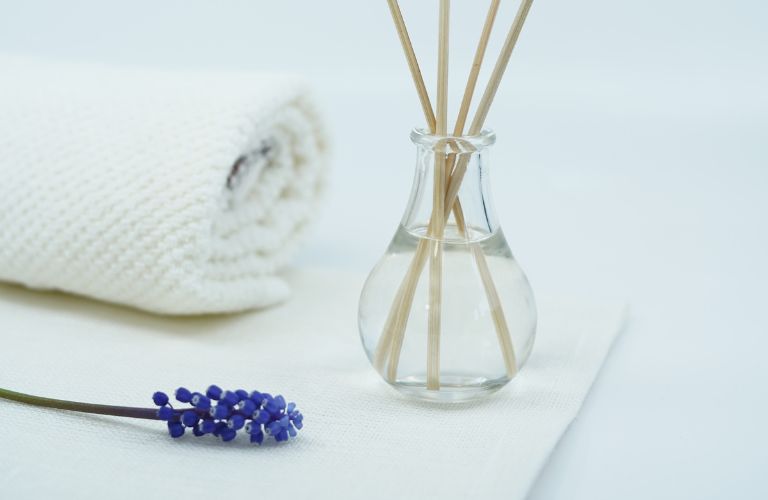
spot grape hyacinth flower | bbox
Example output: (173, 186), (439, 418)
(0, 385), (303, 445)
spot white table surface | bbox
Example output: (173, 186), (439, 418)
(1, 1), (766, 498)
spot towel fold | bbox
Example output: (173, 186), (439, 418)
(0, 56), (329, 314)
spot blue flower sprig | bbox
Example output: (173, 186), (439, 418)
(0, 385), (303, 445)
(153, 385), (303, 444)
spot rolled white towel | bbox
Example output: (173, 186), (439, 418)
(0, 56), (329, 314)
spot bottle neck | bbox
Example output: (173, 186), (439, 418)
(401, 132), (498, 243)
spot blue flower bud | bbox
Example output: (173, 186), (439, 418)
(264, 399), (280, 416)
(266, 421), (282, 436)
(168, 422), (185, 438)
(210, 404), (230, 419)
(221, 391), (240, 407)
(157, 406), (174, 421)
(212, 422), (227, 437)
(235, 389), (249, 400)
(274, 395), (286, 411)
(250, 430), (264, 445)
(286, 402), (296, 413)
(238, 399), (256, 416)
(199, 420), (217, 434)
(175, 387), (192, 403)
(152, 392), (169, 406)
(181, 410), (199, 427)
(227, 414), (245, 430)
(191, 393), (211, 410)
(253, 409), (271, 425)
(275, 429), (289, 442)
(220, 427), (237, 442)
(206, 385), (223, 400)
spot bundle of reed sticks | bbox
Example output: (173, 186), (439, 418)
(374, 0), (535, 390)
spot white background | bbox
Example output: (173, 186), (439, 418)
(1, 1), (766, 498)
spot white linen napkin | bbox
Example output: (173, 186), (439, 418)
(0, 56), (329, 314)
(0, 268), (626, 500)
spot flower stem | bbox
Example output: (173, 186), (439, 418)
(0, 387), (161, 420)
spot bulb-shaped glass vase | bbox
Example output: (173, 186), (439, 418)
(358, 129), (536, 402)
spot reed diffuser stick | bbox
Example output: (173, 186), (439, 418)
(425, 0), (451, 390)
(435, 0), (449, 135)
(386, 0), (436, 132)
(453, 0), (501, 136)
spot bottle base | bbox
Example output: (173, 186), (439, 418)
(388, 373), (510, 402)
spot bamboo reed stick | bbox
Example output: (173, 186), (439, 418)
(382, 246), (429, 379)
(386, 0), (437, 132)
(426, 0), (450, 390)
(453, 0), (501, 136)
(473, 245), (518, 373)
(435, 1), (450, 136)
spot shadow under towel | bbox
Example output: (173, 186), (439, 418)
(0, 56), (329, 314)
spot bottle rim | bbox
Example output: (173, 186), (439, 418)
(410, 128), (496, 150)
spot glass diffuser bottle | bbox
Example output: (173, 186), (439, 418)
(358, 128), (536, 402)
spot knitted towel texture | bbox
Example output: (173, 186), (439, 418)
(0, 57), (329, 314)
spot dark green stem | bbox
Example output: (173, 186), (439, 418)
(0, 387), (161, 420)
